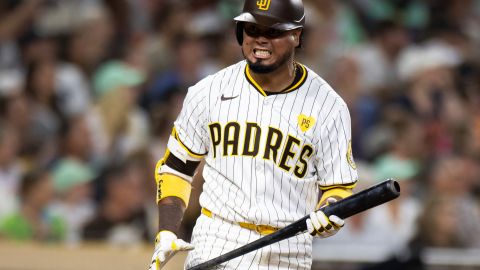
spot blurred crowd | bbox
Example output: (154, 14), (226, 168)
(0, 0), (480, 265)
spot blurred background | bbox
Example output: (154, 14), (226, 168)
(0, 0), (479, 269)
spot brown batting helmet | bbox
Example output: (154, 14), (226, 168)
(234, 0), (305, 45)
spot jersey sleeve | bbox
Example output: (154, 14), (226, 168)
(315, 103), (358, 189)
(169, 79), (210, 163)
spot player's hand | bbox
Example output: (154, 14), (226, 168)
(306, 198), (344, 238)
(148, 230), (194, 270)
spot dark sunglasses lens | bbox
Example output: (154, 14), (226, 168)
(244, 25), (285, 39)
(245, 25), (261, 37)
(265, 28), (284, 38)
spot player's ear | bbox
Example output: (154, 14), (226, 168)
(291, 30), (301, 47)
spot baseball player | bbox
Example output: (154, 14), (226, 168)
(149, 0), (358, 269)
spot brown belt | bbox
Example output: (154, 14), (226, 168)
(201, 208), (279, 235)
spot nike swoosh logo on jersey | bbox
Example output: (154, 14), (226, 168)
(220, 94), (239, 101)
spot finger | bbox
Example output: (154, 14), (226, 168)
(314, 211), (330, 229)
(329, 215), (345, 228)
(316, 211), (336, 233)
(175, 240), (195, 250)
(309, 212), (323, 232)
(318, 229), (331, 238)
(326, 197), (337, 205)
(306, 218), (315, 235)
(185, 243), (195, 250)
(158, 252), (165, 263)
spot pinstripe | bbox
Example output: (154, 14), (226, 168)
(203, 166), (221, 262)
(266, 94), (281, 227)
(214, 62), (251, 267)
(253, 88), (261, 223)
(214, 63), (245, 266)
(332, 112), (346, 184)
(209, 73), (221, 123)
(324, 101), (338, 185)
(203, 68), (237, 263)
(285, 86), (300, 216)
(295, 79), (318, 213)
(338, 107), (354, 181)
(311, 89), (331, 145)
(232, 220), (253, 269)
(292, 82), (313, 216)
(197, 215), (210, 266)
(263, 95), (281, 269)
(211, 68), (231, 122)
(177, 86), (206, 153)
(257, 91), (270, 267)
(237, 78), (250, 218)
(270, 92), (283, 270)
(280, 91), (294, 270)
(218, 63), (242, 220)
(222, 69), (244, 270)
(276, 93), (289, 223)
(187, 97), (207, 147)
(303, 79), (322, 208)
(314, 90), (331, 183)
(246, 243), (261, 269)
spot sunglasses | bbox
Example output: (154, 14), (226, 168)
(243, 24), (288, 39)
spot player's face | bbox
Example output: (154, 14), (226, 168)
(242, 23), (301, 74)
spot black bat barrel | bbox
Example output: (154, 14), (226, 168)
(188, 179), (400, 270)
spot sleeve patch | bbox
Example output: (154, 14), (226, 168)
(347, 140), (357, 170)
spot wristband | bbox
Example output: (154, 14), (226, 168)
(156, 173), (191, 206)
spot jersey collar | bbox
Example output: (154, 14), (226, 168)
(244, 62), (307, 97)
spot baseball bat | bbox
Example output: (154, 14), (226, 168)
(187, 179), (400, 270)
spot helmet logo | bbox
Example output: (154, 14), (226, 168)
(256, 0), (271, 10)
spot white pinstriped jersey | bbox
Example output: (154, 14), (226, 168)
(163, 60), (358, 228)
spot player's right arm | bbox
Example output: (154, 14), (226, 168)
(149, 132), (207, 269)
(149, 79), (209, 269)
(149, 141), (201, 269)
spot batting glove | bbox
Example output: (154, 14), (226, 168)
(306, 198), (345, 238)
(148, 230), (194, 270)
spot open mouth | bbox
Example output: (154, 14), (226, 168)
(253, 48), (272, 58)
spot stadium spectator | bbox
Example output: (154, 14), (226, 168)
(50, 158), (96, 244)
(58, 115), (94, 164)
(0, 168), (65, 242)
(86, 60), (149, 165)
(82, 159), (149, 245)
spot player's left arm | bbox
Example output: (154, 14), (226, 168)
(307, 102), (358, 238)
